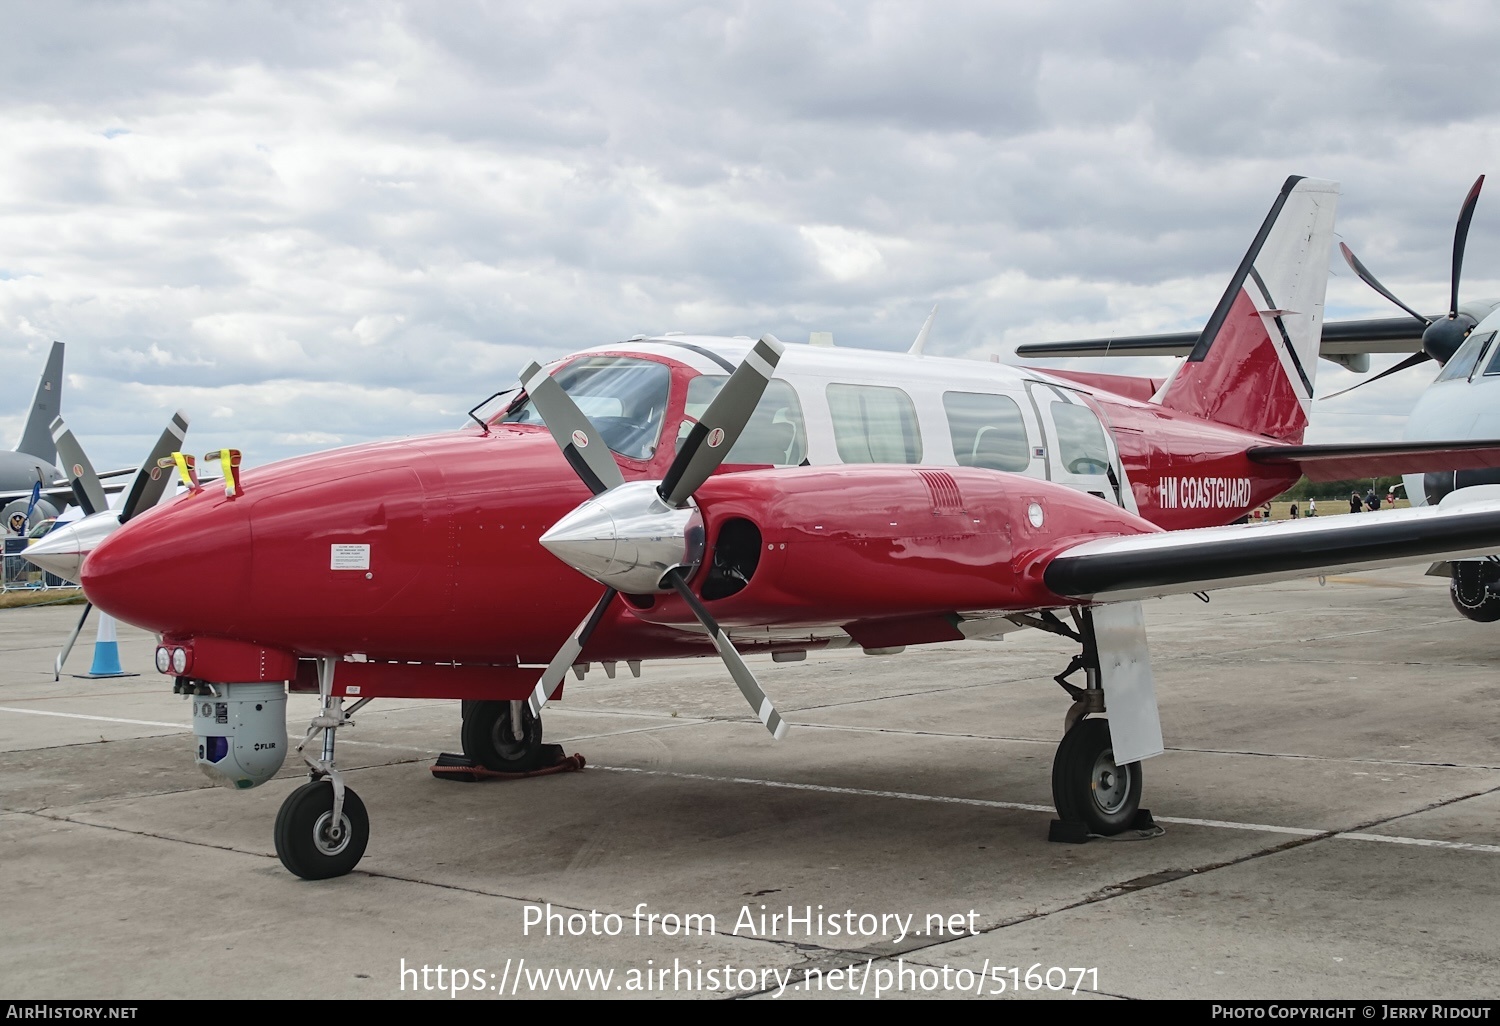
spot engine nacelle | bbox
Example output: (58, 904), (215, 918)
(192, 682), (287, 789)
(2, 497), (59, 535)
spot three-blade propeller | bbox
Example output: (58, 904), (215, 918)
(1327, 175), (1485, 399)
(522, 336), (790, 739)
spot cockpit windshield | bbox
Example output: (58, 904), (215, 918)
(500, 356), (671, 460)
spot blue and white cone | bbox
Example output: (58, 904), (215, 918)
(86, 613), (125, 677)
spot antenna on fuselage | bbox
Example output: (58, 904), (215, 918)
(909, 304), (938, 356)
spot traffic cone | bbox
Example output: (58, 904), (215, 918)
(79, 613), (134, 679)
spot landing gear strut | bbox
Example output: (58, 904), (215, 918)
(461, 699), (546, 772)
(274, 658), (372, 879)
(1013, 608), (1151, 841)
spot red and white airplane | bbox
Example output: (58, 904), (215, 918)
(28, 175), (1500, 879)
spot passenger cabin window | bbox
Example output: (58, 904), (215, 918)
(943, 391), (1030, 472)
(1436, 332), (1494, 383)
(827, 384), (923, 464)
(501, 356), (670, 460)
(675, 376), (808, 466)
(1050, 401), (1111, 476)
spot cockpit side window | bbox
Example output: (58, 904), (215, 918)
(675, 377), (808, 466)
(500, 357), (671, 460)
(1436, 332), (1494, 383)
(1481, 333), (1500, 376)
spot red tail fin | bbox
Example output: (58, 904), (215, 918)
(1156, 177), (1339, 441)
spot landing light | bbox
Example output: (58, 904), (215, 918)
(171, 647), (189, 674)
(155, 647), (170, 673)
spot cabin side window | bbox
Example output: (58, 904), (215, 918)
(675, 377), (808, 466)
(826, 383), (923, 464)
(942, 391), (1030, 472)
(1049, 401), (1111, 476)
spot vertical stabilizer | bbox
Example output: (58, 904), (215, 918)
(1155, 177), (1339, 441)
(17, 341), (64, 464)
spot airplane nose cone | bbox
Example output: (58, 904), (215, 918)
(82, 495), (251, 634)
(21, 512), (122, 584)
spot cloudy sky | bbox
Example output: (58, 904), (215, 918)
(2, 0), (1499, 472)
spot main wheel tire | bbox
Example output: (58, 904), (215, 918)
(1051, 718), (1142, 836)
(274, 780), (369, 880)
(461, 700), (545, 772)
(1450, 563), (1500, 622)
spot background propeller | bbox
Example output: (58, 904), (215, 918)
(32, 412), (189, 678)
(522, 336), (791, 738)
(1327, 175), (1485, 399)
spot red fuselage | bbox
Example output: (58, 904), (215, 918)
(80, 343), (1298, 696)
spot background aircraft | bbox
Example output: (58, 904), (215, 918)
(0, 341), (66, 532)
(36, 175), (1500, 881)
(0, 341), (136, 534)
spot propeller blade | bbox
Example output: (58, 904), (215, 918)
(1321, 350), (1433, 399)
(55, 602), (93, 681)
(51, 417), (108, 517)
(659, 334), (785, 508)
(1449, 174), (1485, 318)
(667, 570), (787, 739)
(520, 362), (625, 496)
(525, 588), (618, 719)
(119, 410), (190, 524)
(1338, 243), (1429, 327)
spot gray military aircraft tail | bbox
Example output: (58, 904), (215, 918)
(2, 341), (67, 532)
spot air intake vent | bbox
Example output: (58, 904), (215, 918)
(919, 470), (964, 515)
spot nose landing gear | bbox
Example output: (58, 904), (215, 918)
(274, 658), (372, 880)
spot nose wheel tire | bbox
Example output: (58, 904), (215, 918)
(461, 700), (545, 772)
(274, 780), (369, 880)
(1051, 718), (1142, 836)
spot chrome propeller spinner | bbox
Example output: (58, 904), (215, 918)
(522, 335), (790, 739)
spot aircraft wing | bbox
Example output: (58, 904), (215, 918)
(1042, 488), (1500, 604)
(1013, 315), (1425, 359)
(0, 473), (131, 507)
(1245, 440), (1500, 480)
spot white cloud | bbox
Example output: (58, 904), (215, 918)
(2, 0), (1499, 472)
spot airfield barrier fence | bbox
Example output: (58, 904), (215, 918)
(2, 538), (78, 593)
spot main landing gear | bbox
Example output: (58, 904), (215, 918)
(461, 700), (546, 772)
(275, 659), (372, 880)
(1012, 608), (1151, 841)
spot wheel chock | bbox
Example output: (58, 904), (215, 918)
(1048, 809), (1162, 844)
(430, 745), (586, 782)
(1048, 819), (1091, 844)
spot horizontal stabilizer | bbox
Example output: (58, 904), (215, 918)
(1245, 439), (1500, 481)
(1045, 488), (1500, 603)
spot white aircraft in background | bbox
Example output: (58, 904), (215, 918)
(1017, 175), (1500, 622)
